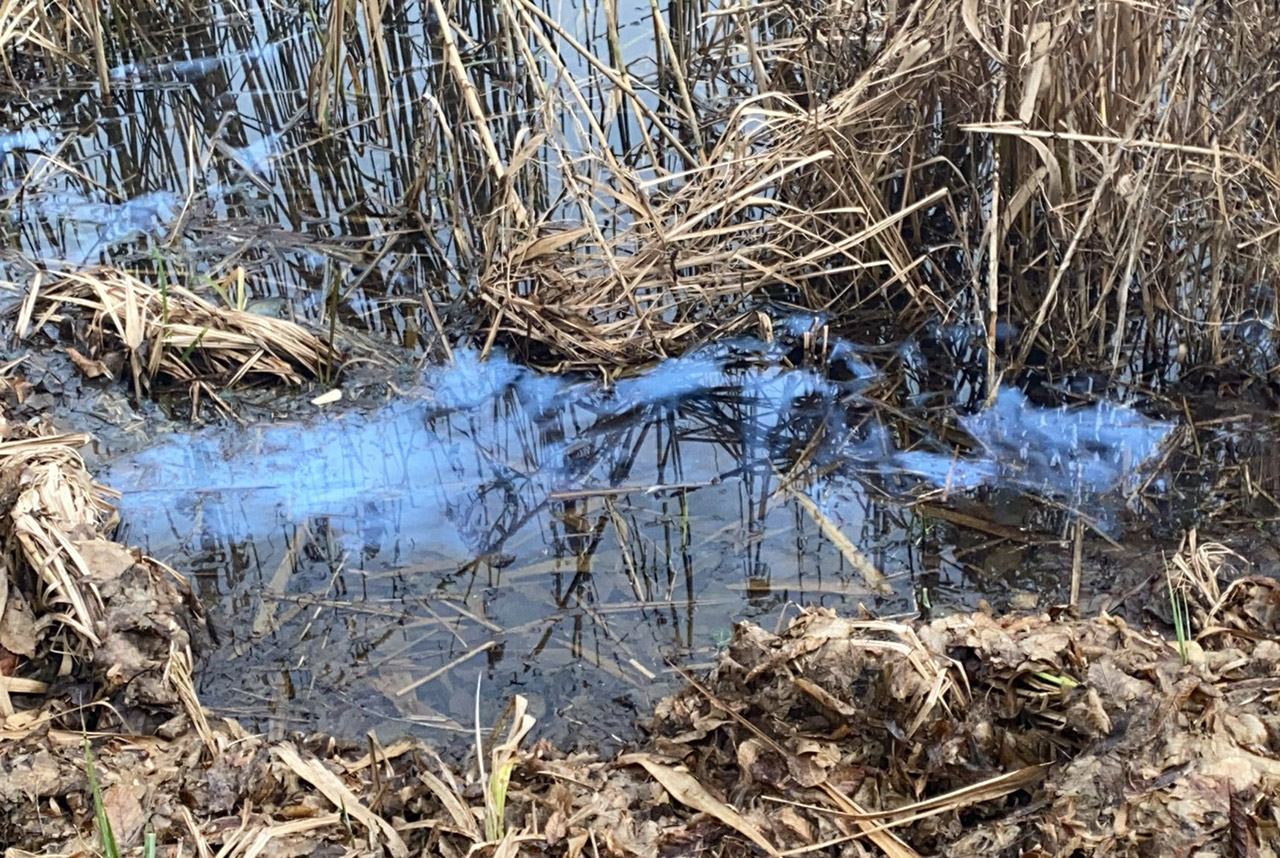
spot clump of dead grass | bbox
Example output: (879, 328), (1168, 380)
(0, 429), (115, 655)
(14, 267), (339, 397)
(0, 410), (208, 745)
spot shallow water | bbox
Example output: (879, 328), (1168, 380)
(1, 0), (1241, 751)
(0, 0), (716, 342)
(99, 338), (1177, 746)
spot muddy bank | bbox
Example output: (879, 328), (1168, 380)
(2, 276), (1279, 856)
(5, 598), (1279, 855)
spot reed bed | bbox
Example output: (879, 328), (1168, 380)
(411, 0), (1280, 373)
(9, 0), (1275, 376)
(1, 0), (113, 92)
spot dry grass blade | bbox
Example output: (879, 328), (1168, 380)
(782, 481), (892, 594)
(272, 743), (409, 858)
(621, 752), (781, 856)
(1168, 528), (1246, 615)
(164, 640), (214, 753)
(417, 767), (480, 840)
(19, 267), (338, 395)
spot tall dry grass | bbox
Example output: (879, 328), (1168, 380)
(0, 0), (200, 92)
(1, 0), (111, 91)
(415, 0), (1280, 374)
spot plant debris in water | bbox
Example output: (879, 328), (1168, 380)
(84, 330), (1190, 743)
(4, 0), (1280, 853)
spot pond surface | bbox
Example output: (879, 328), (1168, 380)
(98, 334), (1179, 748)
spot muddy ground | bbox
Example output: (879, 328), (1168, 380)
(2, 273), (1279, 856)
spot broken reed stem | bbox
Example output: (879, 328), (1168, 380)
(1070, 516), (1083, 609)
(646, 0), (703, 154)
(427, 0), (528, 228)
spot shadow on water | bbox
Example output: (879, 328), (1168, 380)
(99, 332), (1179, 750)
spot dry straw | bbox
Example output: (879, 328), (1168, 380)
(0, 431), (113, 650)
(0, 417), (211, 744)
(16, 267), (338, 396)
(421, 0), (1280, 371)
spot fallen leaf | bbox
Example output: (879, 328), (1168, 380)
(102, 782), (145, 848)
(66, 347), (113, 379)
(73, 539), (136, 584)
(0, 587), (37, 658)
(544, 809), (567, 846)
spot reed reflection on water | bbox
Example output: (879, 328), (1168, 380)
(101, 339), (1173, 745)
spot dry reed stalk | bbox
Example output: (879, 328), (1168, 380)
(442, 0), (1280, 372)
(306, 0), (349, 131)
(0, 0), (144, 85)
(17, 267), (338, 395)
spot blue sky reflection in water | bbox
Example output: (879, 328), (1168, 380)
(0, 0), (706, 337)
(100, 343), (1174, 746)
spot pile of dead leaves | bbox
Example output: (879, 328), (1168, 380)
(628, 603), (1280, 856)
(5, 597), (1279, 856)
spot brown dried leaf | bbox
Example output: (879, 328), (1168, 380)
(65, 347), (113, 380)
(544, 810), (567, 846)
(102, 782), (146, 848)
(73, 539), (136, 585)
(774, 805), (812, 843)
(737, 738), (787, 790)
(0, 585), (37, 658)
(1230, 789), (1258, 858)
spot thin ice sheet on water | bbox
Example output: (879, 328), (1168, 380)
(9, 188), (178, 264)
(898, 387), (1174, 499)
(0, 128), (54, 156)
(228, 133), (284, 179)
(102, 343), (862, 558)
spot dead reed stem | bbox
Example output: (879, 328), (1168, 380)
(413, 0), (1280, 372)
